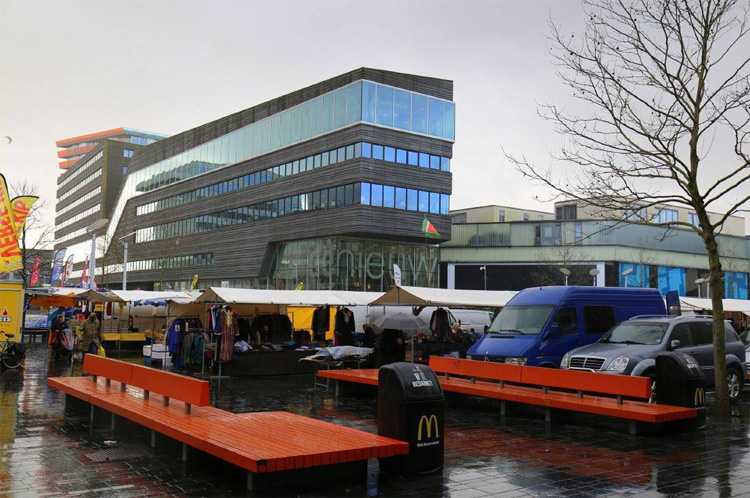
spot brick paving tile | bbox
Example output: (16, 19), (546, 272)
(2, 343), (749, 496)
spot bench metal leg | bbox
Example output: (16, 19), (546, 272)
(181, 443), (188, 462)
(120, 383), (127, 393)
(629, 421), (637, 435)
(90, 405), (95, 425)
(335, 380), (339, 398)
(144, 390), (150, 401)
(500, 400), (506, 417)
(247, 471), (254, 491)
(545, 407), (552, 423)
(151, 430), (156, 448)
(105, 379), (111, 388)
(111, 412), (116, 431)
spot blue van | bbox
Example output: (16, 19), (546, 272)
(467, 286), (666, 367)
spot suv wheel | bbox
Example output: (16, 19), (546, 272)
(728, 368), (742, 403)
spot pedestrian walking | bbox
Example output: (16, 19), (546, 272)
(79, 313), (101, 357)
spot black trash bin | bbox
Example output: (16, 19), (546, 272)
(655, 352), (706, 429)
(378, 362), (444, 475)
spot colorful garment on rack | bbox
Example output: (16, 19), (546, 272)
(219, 308), (238, 361)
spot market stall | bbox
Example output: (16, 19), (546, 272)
(186, 288), (383, 376)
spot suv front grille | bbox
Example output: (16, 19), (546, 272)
(569, 356), (606, 371)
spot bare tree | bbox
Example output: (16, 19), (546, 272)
(9, 180), (54, 288)
(508, 0), (750, 411)
(531, 244), (594, 286)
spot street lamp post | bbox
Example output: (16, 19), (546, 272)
(695, 277), (706, 299)
(621, 267), (634, 288)
(117, 231), (138, 290)
(559, 267), (570, 286)
(589, 268), (601, 287)
(479, 266), (487, 290)
(85, 219), (109, 292)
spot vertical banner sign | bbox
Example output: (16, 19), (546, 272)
(0, 173), (23, 274)
(190, 274), (199, 290)
(29, 255), (41, 286)
(63, 255), (74, 286)
(50, 248), (67, 285)
(393, 264), (402, 287)
(80, 255), (89, 284)
(10, 196), (38, 240)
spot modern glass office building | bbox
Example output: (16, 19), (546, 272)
(66, 68), (454, 290)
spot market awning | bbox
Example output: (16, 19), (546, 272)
(194, 287), (383, 306)
(368, 286), (517, 308)
(105, 290), (198, 304)
(26, 287), (115, 302)
(680, 296), (750, 315)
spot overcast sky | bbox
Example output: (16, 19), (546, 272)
(1, 0), (747, 239)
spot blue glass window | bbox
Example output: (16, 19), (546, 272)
(322, 93), (335, 133)
(418, 191), (429, 212)
(314, 154), (321, 168)
(396, 149), (407, 164)
(328, 187), (338, 208)
(408, 151), (418, 166)
(411, 94), (428, 134)
(393, 89), (411, 130)
(354, 143), (361, 158)
(372, 144), (384, 160)
(362, 142), (372, 158)
(344, 184), (353, 205)
(444, 102), (455, 140)
(334, 88), (347, 128)
(320, 189), (328, 210)
(353, 183), (360, 204)
(430, 155), (440, 170)
(376, 85), (394, 127)
(312, 191), (320, 210)
(321, 151), (329, 167)
(383, 185), (395, 208)
(306, 156), (314, 171)
(407, 189), (418, 211)
(384, 146), (396, 162)
(371, 184), (383, 207)
(429, 192), (440, 214)
(658, 266), (686, 295)
(428, 98), (444, 137)
(441, 157), (450, 171)
(346, 82), (361, 125)
(337, 147), (346, 162)
(395, 187), (407, 210)
(440, 194), (450, 215)
(419, 153), (430, 168)
(362, 82), (376, 123)
(360, 182), (371, 205)
(292, 161), (299, 175)
(346, 145), (355, 160)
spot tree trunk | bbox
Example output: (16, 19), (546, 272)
(705, 233), (729, 413)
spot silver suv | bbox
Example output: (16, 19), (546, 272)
(561, 315), (747, 402)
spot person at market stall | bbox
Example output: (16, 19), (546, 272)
(79, 312), (102, 357)
(49, 314), (68, 360)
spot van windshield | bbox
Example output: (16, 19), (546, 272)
(599, 323), (668, 345)
(489, 305), (556, 335)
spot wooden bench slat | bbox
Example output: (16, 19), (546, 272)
(429, 356), (523, 383)
(519, 365), (651, 399)
(129, 362), (210, 407)
(83, 355), (134, 386)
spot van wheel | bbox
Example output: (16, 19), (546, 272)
(727, 368), (742, 403)
(645, 373), (657, 404)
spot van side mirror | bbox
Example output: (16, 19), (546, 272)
(483, 325), (489, 334)
(458, 319), (462, 325)
(669, 339), (681, 350)
(543, 324), (559, 341)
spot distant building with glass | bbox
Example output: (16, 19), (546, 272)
(55, 128), (167, 170)
(441, 201), (750, 299)
(66, 68), (454, 291)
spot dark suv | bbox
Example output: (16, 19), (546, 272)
(561, 315), (747, 402)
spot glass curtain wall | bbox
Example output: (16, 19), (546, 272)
(272, 237), (439, 291)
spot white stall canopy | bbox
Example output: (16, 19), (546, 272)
(194, 287), (383, 306)
(680, 297), (750, 317)
(28, 286), (116, 302)
(105, 290), (198, 304)
(369, 286), (517, 308)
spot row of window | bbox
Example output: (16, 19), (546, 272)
(56, 204), (100, 233)
(57, 186), (101, 217)
(136, 141), (451, 215)
(58, 168), (102, 202)
(68, 253), (214, 279)
(54, 226), (87, 246)
(361, 182), (450, 215)
(58, 150), (103, 189)
(103, 81), (454, 257)
(135, 182), (449, 243)
(123, 149), (134, 158)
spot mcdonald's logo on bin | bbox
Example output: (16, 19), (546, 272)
(417, 414), (440, 442)
(694, 387), (705, 406)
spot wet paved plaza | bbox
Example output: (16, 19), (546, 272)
(1, 343), (749, 497)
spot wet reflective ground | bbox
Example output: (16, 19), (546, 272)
(1, 342), (749, 497)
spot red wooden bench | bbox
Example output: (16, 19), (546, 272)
(48, 356), (407, 491)
(318, 357), (696, 432)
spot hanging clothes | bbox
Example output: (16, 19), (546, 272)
(334, 307), (355, 346)
(430, 308), (451, 341)
(219, 308), (238, 361)
(192, 332), (207, 365)
(311, 306), (330, 341)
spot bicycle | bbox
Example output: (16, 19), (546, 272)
(0, 333), (27, 370)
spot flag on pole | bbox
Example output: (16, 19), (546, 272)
(80, 255), (89, 284)
(393, 264), (402, 286)
(422, 217), (440, 239)
(0, 173), (23, 274)
(10, 195), (38, 240)
(29, 255), (41, 286)
(190, 274), (199, 290)
(61, 254), (74, 286)
(50, 248), (67, 285)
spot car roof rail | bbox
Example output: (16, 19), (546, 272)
(628, 314), (674, 320)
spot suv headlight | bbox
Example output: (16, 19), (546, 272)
(505, 357), (527, 366)
(607, 355), (629, 372)
(561, 353), (570, 369)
